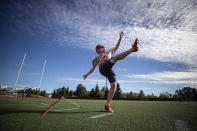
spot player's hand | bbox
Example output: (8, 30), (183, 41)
(83, 74), (88, 80)
(132, 47), (139, 52)
(120, 31), (124, 38)
(132, 38), (139, 52)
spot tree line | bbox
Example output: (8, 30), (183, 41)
(17, 88), (47, 97)
(0, 87), (48, 97)
(51, 83), (197, 101)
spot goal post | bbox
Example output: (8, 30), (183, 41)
(15, 53), (46, 90)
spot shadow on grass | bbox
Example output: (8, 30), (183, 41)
(0, 109), (106, 115)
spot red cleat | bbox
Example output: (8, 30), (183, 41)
(132, 38), (139, 52)
(105, 105), (114, 113)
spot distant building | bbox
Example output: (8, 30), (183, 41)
(31, 87), (40, 90)
(14, 86), (40, 91)
(14, 88), (25, 91)
(0, 85), (12, 91)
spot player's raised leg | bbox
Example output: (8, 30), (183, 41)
(112, 38), (139, 62)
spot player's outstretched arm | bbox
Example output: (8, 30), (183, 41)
(83, 64), (97, 80)
(113, 31), (124, 53)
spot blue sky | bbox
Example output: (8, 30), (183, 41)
(0, 0), (197, 95)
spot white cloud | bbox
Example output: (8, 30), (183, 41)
(122, 27), (197, 66)
(127, 70), (197, 87)
(60, 77), (106, 87)
(4, 0), (197, 68)
(128, 71), (197, 80)
(61, 77), (105, 83)
(60, 77), (149, 84)
(60, 73), (197, 88)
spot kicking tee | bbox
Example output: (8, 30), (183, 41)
(92, 48), (115, 67)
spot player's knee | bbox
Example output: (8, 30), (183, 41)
(110, 82), (116, 89)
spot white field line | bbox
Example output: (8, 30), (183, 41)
(0, 104), (48, 107)
(40, 103), (48, 105)
(1, 104), (48, 108)
(175, 120), (189, 131)
(65, 98), (81, 107)
(51, 99), (81, 111)
(89, 113), (113, 119)
(52, 108), (80, 111)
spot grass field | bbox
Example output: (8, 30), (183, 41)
(0, 97), (196, 131)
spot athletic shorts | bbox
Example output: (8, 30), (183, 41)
(99, 58), (116, 83)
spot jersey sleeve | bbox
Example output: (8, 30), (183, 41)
(92, 56), (98, 66)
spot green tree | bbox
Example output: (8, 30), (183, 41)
(192, 88), (197, 99)
(66, 87), (69, 96)
(95, 84), (100, 97)
(60, 86), (66, 97)
(104, 87), (109, 100)
(133, 93), (139, 98)
(76, 84), (87, 97)
(101, 86), (106, 92)
(120, 93), (127, 99)
(139, 90), (145, 98)
(56, 88), (62, 98)
(69, 90), (73, 97)
(100, 86), (106, 98)
(159, 92), (171, 98)
(25, 88), (32, 97)
(52, 89), (57, 98)
(173, 94), (179, 98)
(175, 87), (197, 100)
(147, 93), (157, 98)
(40, 89), (47, 97)
(114, 83), (121, 100)
(126, 91), (133, 98)
(90, 88), (95, 97)
(74, 91), (76, 96)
